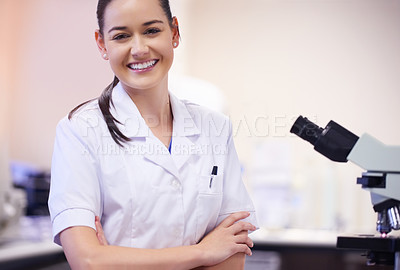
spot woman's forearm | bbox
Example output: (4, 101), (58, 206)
(61, 226), (205, 270)
(193, 253), (246, 270)
(195, 230), (248, 270)
(217, 253), (246, 270)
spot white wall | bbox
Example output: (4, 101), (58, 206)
(0, 0), (15, 148)
(4, 0), (112, 170)
(0, 0), (14, 189)
(2, 0), (400, 233)
(181, 0), (400, 233)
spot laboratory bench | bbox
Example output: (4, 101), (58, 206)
(0, 216), (68, 270)
(0, 219), (396, 270)
(247, 228), (395, 270)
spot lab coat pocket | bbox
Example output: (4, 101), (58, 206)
(195, 174), (223, 243)
(198, 174), (223, 195)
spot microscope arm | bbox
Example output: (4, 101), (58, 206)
(348, 133), (400, 174)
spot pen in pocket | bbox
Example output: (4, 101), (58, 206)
(209, 166), (218, 188)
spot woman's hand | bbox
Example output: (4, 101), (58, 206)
(196, 212), (256, 267)
(95, 216), (109, 246)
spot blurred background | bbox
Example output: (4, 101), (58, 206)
(1, 0), (399, 269)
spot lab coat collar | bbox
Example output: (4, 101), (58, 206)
(169, 92), (201, 137)
(169, 93), (201, 172)
(110, 83), (201, 178)
(111, 83), (150, 138)
(111, 82), (201, 138)
(142, 138), (181, 179)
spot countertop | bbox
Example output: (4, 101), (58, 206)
(0, 216), (62, 263)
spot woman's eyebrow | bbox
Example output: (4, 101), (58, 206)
(143, 20), (164, 26)
(108, 26), (128, 34)
(107, 20), (164, 34)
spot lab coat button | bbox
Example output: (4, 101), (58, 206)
(171, 179), (181, 189)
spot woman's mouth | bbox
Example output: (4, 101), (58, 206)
(128, 60), (158, 72)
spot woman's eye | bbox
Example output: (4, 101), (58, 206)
(112, 34), (129, 40)
(144, 28), (161, 35)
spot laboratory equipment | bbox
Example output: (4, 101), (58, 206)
(0, 148), (26, 239)
(290, 115), (400, 269)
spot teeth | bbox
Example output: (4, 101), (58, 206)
(129, 60), (156, 70)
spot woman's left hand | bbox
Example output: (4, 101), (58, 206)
(95, 216), (109, 245)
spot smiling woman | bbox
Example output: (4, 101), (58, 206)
(47, 0), (258, 269)
(92, 0), (180, 149)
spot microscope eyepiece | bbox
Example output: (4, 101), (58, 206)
(290, 116), (323, 145)
(290, 116), (359, 162)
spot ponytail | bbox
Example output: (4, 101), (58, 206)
(68, 76), (131, 147)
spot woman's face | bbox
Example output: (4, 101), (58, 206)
(97, 0), (178, 92)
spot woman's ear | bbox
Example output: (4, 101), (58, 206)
(95, 30), (109, 60)
(172, 17), (180, 48)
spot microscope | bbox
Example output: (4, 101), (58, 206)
(290, 116), (400, 269)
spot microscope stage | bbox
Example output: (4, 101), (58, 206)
(337, 235), (400, 252)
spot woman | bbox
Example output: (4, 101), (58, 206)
(48, 0), (258, 269)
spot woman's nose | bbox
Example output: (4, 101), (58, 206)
(131, 38), (149, 58)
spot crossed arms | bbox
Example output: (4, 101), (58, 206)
(60, 211), (256, 270)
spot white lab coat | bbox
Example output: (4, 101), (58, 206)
(48, 83), (258, 248)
